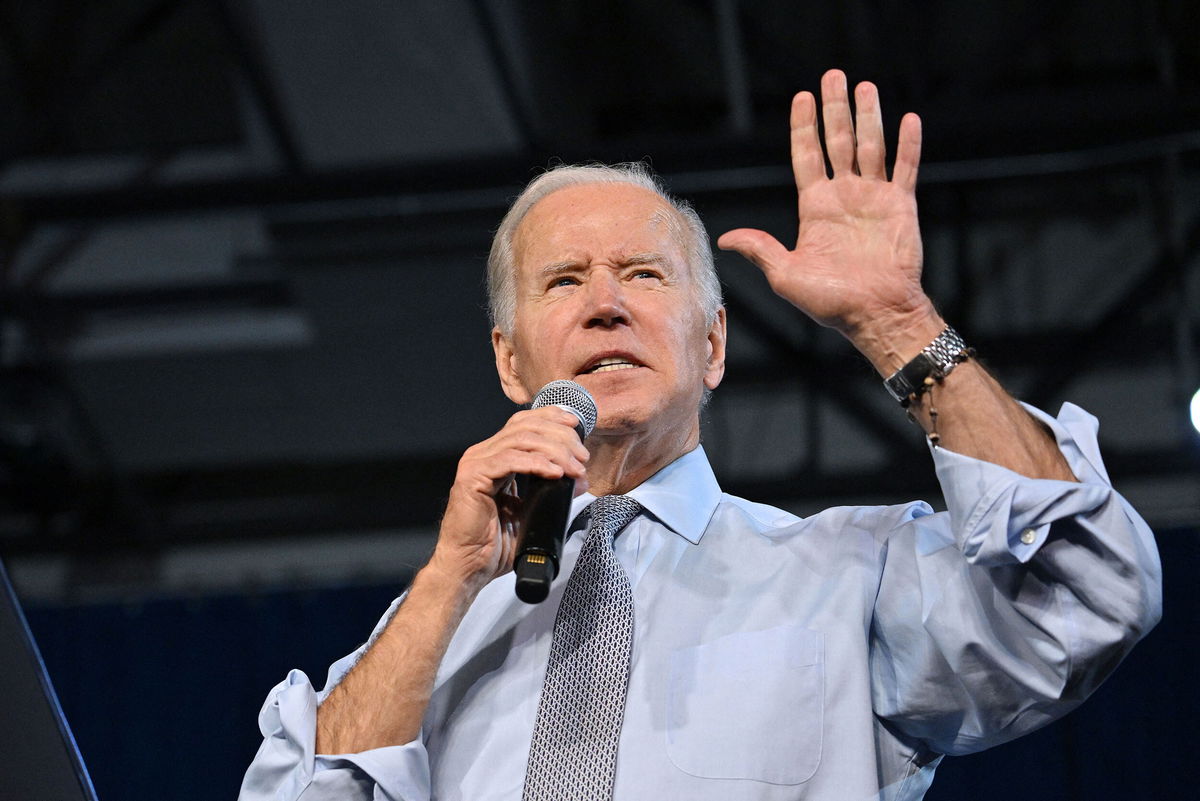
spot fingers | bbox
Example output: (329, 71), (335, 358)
(794, 69), (915, 186)
(853, 82), (886, 180)
(458, 407), (590, 494)
(437, 407), (590, 586)
(893, 112), (922, 190)
(820, 69), (856, 176)
(499, 409), (590, 480)
(789, 91), (825, 190)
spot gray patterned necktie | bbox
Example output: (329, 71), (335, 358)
(523, 494), (641, 801)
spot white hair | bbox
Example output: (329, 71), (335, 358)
(486, 162), (722, 335)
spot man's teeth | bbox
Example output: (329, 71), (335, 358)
(589, 357), (638, 373)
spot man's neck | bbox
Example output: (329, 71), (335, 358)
(583, 419), (700, 496)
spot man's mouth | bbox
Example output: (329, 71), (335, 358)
(582, 356), (642, 374)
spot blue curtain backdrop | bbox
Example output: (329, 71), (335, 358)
(23, 528), (1198, 801)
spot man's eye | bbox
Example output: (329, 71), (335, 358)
(550, 277), (579, 289)
(632, 270), (661, 280)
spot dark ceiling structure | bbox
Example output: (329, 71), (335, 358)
(0, 0), (1197, 597)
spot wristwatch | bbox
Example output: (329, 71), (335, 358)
(883, 326), (969, 406)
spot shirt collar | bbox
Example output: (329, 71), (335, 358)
(567, 445), (721, 545)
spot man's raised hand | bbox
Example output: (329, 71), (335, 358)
(717, 69), (943, 373)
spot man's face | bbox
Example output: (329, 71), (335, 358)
(493, 182), (726, 440)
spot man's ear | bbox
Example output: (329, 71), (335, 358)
(492, 327), (532, 404)
(703, 306), (727, 391)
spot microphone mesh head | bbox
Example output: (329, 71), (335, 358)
(531, 380), (598, 438)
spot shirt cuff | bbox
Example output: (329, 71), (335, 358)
(254, 668), (432, 801)
(316, 745), (432, 801)
(932, 402), (1114, 566)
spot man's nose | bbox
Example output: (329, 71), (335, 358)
(583, 271), (630, 328)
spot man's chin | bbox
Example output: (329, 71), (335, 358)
(581, 382), (704, 436)
(576, 374), (645, 410)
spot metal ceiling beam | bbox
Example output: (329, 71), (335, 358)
(4, 130), (1198, 226)
(465, 0), (541, 149)
(713, 0), (752, 136)
(720, 321), (1198, 399)
(209, 0), (307, 174)
(18, 154), (175, 291)
(76, 0), (191, 111)
(1024, 209), (1200, 410)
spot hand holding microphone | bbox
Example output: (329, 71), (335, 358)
(513, 380), (597, 603)
(429, 379), (594, 603)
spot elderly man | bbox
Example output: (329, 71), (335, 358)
(239, 71), (1161, 800)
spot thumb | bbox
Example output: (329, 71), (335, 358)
(716, 228), (789, 276)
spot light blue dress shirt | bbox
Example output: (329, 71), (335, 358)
(239, 403), (1161, 801)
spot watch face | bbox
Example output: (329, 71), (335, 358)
(885, 373), (915, 402)
(884, 378), (910, 402)
(886, 352), (937, 404)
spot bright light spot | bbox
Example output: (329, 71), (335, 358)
(1192, 387), (1200, 435)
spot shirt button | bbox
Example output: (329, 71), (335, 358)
(1020, 528), (1037, 545)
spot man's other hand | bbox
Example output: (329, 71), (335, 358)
(426, 407), (590, 596)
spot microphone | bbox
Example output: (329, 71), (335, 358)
(513, 380), (598, 604)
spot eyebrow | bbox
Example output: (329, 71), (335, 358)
(537, 252), (667, 278)
(621, 252), (667, 267)
(539, 261), (583, 278)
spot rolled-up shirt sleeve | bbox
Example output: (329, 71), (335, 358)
(238, 600), (433, 801)
(870, 402), (1163, 756)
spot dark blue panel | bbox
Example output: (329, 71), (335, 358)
(25, 582), (404, 801)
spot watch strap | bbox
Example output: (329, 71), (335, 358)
(883, 326), (969, 406)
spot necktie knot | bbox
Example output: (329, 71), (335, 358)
(586, 494), (641, 545)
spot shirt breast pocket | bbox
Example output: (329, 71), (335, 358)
(666, 625), (824, 785)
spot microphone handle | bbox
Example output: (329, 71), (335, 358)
(513, 474), (575, 604)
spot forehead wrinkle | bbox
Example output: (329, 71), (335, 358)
(514, 186), (690, 287)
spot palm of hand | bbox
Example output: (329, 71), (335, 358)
(782, 178), (924, 334)
(718, 73), (936, 346)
